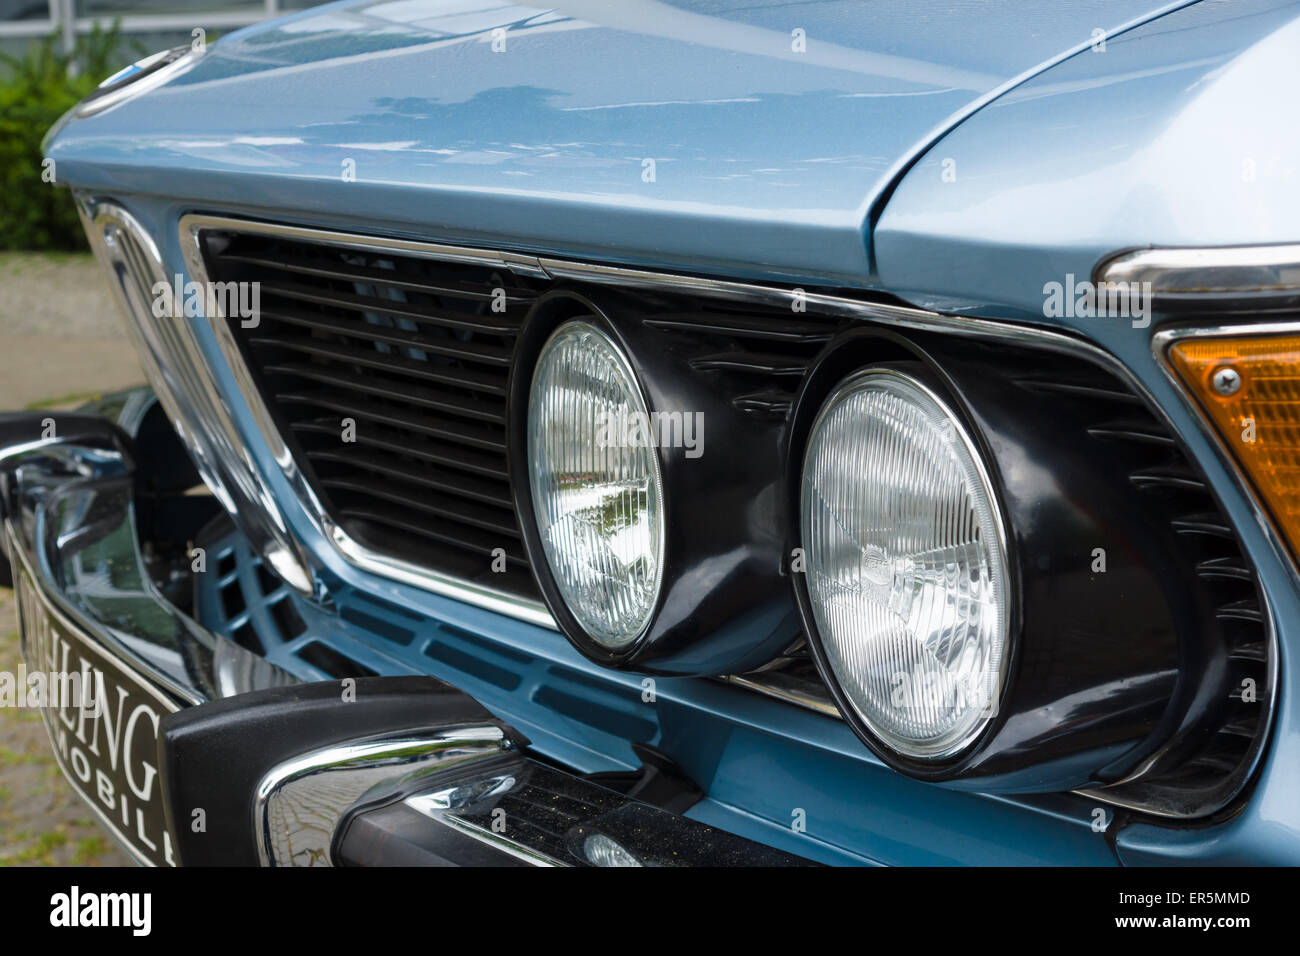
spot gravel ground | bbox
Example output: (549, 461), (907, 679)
(0, 253), (145, 410)
(0, 251), (139, 866)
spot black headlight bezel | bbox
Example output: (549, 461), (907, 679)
(786, 329), (1023, 779)
(787, 324), (1264, 794)
(507, 295), (666, 664)
(506, 288), (804, 675)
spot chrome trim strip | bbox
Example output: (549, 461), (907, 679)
(254, 726), (511, 866)
(326, 522), (555, 628)
(404, 784), (562, 867)
(542, 255), (1076, 342)
(179, 214), (556, 629)
(1098, 244), (1300, 299)
(179, 214), (549, 280)
(81, 199), (318, 597)
(722, 672), (841, 719)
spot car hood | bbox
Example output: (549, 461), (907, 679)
(48, 0), (1192, 286)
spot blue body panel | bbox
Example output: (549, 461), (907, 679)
(875, 0), (1300, 321)
(47, 0), (1190, 286)
(42, 0), (1300, 863)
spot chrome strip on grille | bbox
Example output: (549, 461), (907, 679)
(80, 199), (318, 597)
(172, 212), (556, 629)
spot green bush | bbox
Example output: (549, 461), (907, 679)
(0, 24), (139, 251)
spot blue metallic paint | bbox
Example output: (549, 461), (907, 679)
(48, 0), (1192, 286)
(42, 0), (1300, 863)
(875, 0), (1300, 321)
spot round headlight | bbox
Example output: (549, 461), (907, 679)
(527, 320), (665, 649)
(800, 368), (1010, 761)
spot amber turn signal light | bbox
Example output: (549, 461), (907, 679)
(1169, 334), (1300, 561)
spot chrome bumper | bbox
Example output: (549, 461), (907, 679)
(0, 393), (292, 707)
(0, 390), (810, 867)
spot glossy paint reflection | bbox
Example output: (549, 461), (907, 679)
(49, 0), (1187, 285)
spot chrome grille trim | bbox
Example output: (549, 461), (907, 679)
(80, 198), (317, 596)
(179, 213), (555, 629)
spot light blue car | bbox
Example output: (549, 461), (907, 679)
(7, 0), (1300, 867)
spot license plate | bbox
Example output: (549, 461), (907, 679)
(14, 564), (180, 866)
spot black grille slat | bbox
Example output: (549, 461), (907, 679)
(1229, 641), (1268, 663)
(1087, 423), (1178, 447)
(324, 478), (520, 537)
(290, 419), (508, 479)
(221, 251), (537, 304)
(307, 449), (515, 510)
(263, 362), (507, 418)
(689, 352), (810, 375)
(1128, 467), (1208, 492)
(1195, 556), (1254, 581)
(254, 336), (510, 394)
(277, 391), (507, 452)
(256, 306), (514, 366)
(732, 390), (795, 415)
(1171, 514), (1236, 538)
(664, 311), (840, 419)
(260, 280), (524, 335)
(1019, 379), (1144, 405)
(338, 507), (528, 565)
(1215, 598), (1264, 623)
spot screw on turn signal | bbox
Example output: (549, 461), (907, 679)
(1169, 334), (1300, 562)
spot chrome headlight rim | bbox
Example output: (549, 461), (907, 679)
(514, 309), (668, 661)
(790, 350), (1017, 775)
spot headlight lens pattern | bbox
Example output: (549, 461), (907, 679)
(527, 321), (665, 649)
(801, 369), (1009, 759)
